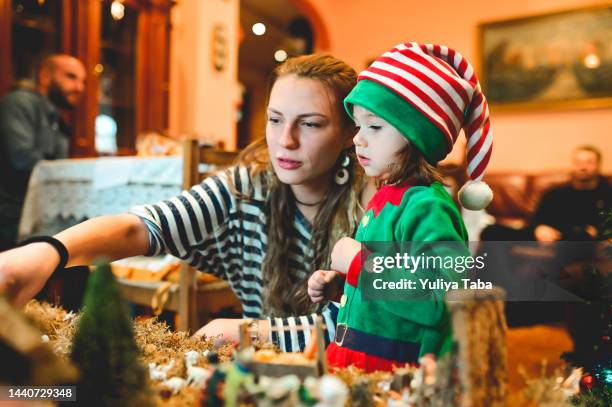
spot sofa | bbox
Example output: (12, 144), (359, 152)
(482, 171), (612, 229)
(440, 164), (612, 230)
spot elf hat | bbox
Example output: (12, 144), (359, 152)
(345, 42), (493, 211)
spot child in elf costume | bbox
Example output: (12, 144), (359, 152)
(308, 42), (494, 372)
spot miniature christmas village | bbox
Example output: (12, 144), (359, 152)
(1, 262), (610, 406)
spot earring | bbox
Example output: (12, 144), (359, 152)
(334, 153), (351, 185)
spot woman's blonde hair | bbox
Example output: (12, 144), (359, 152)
(237, 54), (362, 317)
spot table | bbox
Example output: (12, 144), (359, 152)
(18, 156), (183, 238)
(17, 156), (240, 325)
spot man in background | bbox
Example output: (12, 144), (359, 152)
(480, 145), (609, 325)
(532, 145), (609, 241)
(481, 145), (610, 242)
(0, 54), (86, 250)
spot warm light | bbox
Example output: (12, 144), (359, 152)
(110, 0), (125, 21)
(252, 23), (266, 36)
(37, 0), (46, 5)
(583, 53), (601, 69)
(274, 50), (288, 62)
(94, 64), (104, 75)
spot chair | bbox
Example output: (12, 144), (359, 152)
(117, 140), (242, 332)
(177, 139), (243, 331)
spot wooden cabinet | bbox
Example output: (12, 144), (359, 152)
(0, 0), (173, 156)
(0, 0), (69, 93)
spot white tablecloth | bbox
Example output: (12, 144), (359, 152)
(19, 156), (184, 238)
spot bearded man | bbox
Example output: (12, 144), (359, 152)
(0, 54), (86, 250)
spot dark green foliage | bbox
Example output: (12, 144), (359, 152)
(205, 369), (226, 407)
(562, 210), (611, 373)
(564, 209), (612, 406)
(600, 209), (611, 241)
(563, 266), (612, 374)
(570, 384), (612, 407)
(349, 378), (375, 407)
(70, 263), (152, 406)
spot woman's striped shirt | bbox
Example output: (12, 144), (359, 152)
(129, 165), (338, 351)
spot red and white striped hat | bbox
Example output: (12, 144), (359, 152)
(344, 42), (493, 210)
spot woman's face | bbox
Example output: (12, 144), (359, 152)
(266, 75), (351, 187)
(352, 105), (409, 181)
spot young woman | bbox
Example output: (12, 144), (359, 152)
(308, 42), (494, 371)
(0, 54), (372, 351)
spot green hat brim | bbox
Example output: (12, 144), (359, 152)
(344, 79), (449, 164)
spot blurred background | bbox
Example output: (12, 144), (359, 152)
(2, 2), (610, 396)
(0, 0), (610, 171)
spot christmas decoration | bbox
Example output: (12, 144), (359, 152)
(561, 209), (612, 407)
(0, 295), (78, 386)
(15, 284), (515, 406)
(570, 384), (612, 407)
(581, 374), (593, 391)
(520, 363), (579, 407)
(23, 300), (230, 404)
(444, 287), (508, 406)
(70, 263), (154, 406)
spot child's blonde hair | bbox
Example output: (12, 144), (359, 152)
(385, 141), (446, 186)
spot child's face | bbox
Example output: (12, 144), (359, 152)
(352, 105), (409, 181)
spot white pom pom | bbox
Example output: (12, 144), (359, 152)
(458, 180), (493, 211)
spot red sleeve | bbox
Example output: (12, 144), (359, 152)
(345, 248), (371, 287)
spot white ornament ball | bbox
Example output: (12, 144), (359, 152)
(317, 375), (348, 407)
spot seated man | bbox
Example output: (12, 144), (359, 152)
(481, 145), (610, 242)
(0, 54), (86, 251)
(479, 145), (610, 325)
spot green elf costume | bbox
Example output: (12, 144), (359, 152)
(326, 42), (494, 372)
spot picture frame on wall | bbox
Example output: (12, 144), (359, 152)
(478, 4), (612, 110)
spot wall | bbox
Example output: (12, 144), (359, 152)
(303, 0), (612, 173)
(168, 0), (240, 149)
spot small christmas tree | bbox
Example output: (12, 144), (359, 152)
(70, 263), (153, 406)
(562, 209), (612, 406)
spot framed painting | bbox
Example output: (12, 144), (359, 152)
(478, 5), (612, 110)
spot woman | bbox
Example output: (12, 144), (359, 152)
(0, 54), (372, 351)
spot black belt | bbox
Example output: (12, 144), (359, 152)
(334, 323), (420, 363)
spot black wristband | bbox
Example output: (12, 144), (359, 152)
(18, 236), (69, 273)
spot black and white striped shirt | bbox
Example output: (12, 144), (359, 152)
(130, 165), (338, 351)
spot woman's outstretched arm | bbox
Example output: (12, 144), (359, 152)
(57, 213), (150, 266)
(0, 213), (150, 306)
